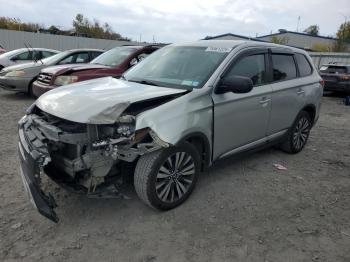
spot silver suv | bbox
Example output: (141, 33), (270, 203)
(18, 40), (323, 222)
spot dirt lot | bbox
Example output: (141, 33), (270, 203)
(0, 89), (349, 262)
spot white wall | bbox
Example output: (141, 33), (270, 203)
(0, 29), (143, 51)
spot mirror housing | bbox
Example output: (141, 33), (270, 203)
(10, 56), (18, 61)
(216, 76), (254, 94)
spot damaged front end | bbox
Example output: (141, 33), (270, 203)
(18, 105), (168, 222)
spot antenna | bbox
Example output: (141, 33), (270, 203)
(296, 16), (301, 32)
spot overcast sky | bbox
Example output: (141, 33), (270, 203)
(0, 0), (349, 43)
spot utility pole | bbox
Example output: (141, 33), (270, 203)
(296, 16), (301, 32)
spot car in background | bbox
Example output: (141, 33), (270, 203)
(18, 40), (322, 222)
(0, 47), (6, 55)
(0, 49), (103, 95)
(319, 64), (350, 94)
(0, 48), (59, 70)
(31, 45), (162, 97)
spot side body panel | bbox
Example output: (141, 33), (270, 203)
(135, 91), (213, 157)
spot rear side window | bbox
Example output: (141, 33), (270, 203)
(226, 54), (267, 86)
(272, 54), (297, 82)
(295, 54), (312, 77)
(42, 51), (56, 58)
(91, 51), (102, 60)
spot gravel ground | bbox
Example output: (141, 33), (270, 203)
(0, 89), (349, 262)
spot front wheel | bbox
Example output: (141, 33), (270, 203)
(280, 111), (312, 154)
(134, 143), (200, 210)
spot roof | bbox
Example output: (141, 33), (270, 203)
(203, 33), (266, 42)
(257, 30), (337, 40)
(170, 40), (308, 55)
(64, 48), (105, 52)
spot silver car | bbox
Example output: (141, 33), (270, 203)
(0, 49), (103, 95)
(0, 48), (59, 70)
(18, 40), (323, 222)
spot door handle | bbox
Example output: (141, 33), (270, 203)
(297, 89), (305, 95)
(259, 98), (271, 104)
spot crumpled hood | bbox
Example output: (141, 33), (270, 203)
(36, 77), (188, 124)
(41, 63), (111, 75)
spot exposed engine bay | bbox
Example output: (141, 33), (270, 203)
(19, 105), (169, 196)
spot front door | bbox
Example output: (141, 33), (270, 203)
(212, 50), (272, 160)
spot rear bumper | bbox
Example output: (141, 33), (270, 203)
(0, 76), (30, 92)
(32, 81), (55, 97)
(18, 119), (58, 222)
(324, 81), (350, 92)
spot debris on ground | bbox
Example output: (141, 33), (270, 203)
(273, 163), (287, 171)
(10, 222), (22, 230)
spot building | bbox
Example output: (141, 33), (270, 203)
(257, 29), (346, 51)
(204, 30), (349, 52)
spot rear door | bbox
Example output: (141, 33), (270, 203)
(212, 48), (272, 159)
(267, 50), (305, 135)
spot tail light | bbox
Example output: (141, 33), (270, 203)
(319, 79), (325, 88)
(340, 75), (350, 81)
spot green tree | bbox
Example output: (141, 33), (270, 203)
(271, 36), (289, 45)
(304, 25), (319, 36)
(311, 43), (331, 52)
(333, 21), (350, 52)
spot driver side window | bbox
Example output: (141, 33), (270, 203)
(225, 54), (267, 86)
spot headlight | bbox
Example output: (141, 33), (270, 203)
(5, 70), (26, 77)
(54, 75), (78, 86)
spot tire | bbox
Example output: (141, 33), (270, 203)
(28, 80), (35, 98)
(280, 111), (312, 154)
(134, 142), (200, 210)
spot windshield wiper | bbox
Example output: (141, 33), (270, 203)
(128, 79), (159, 86)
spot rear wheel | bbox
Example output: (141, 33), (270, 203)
(134, 143), (200, 210)
(280, 111), (312, 154)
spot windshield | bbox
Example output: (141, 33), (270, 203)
(124, 46), (229, 89)
(91, 47), (137, 67)
(40, 51), (70, 65)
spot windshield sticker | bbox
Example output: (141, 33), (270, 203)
(205, 47), (232, 53)
(181, 80), (193, 86)
(181, 80), (200, 87)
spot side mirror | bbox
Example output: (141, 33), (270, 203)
(10, 56), (18, 61)
(130, 58), (138, 67)
(216, 76), (253, 94)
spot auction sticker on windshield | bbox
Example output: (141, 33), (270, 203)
(205, 47), (232, 53)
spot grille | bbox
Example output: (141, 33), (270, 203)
(37, 73), (53, 85)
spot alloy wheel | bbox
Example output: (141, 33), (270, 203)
(292, 116), (310, 150)
(155, 152), (195, 203)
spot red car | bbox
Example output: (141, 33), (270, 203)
(32, 45), (162, 97)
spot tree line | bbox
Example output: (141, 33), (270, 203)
(0, 14), (130, 41)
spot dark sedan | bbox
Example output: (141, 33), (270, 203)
(31, 45), (162, 97)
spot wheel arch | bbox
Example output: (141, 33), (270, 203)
(28, 77), (38, 95)
(301, 104), (316, 125)
(176, 132), (211, 171)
